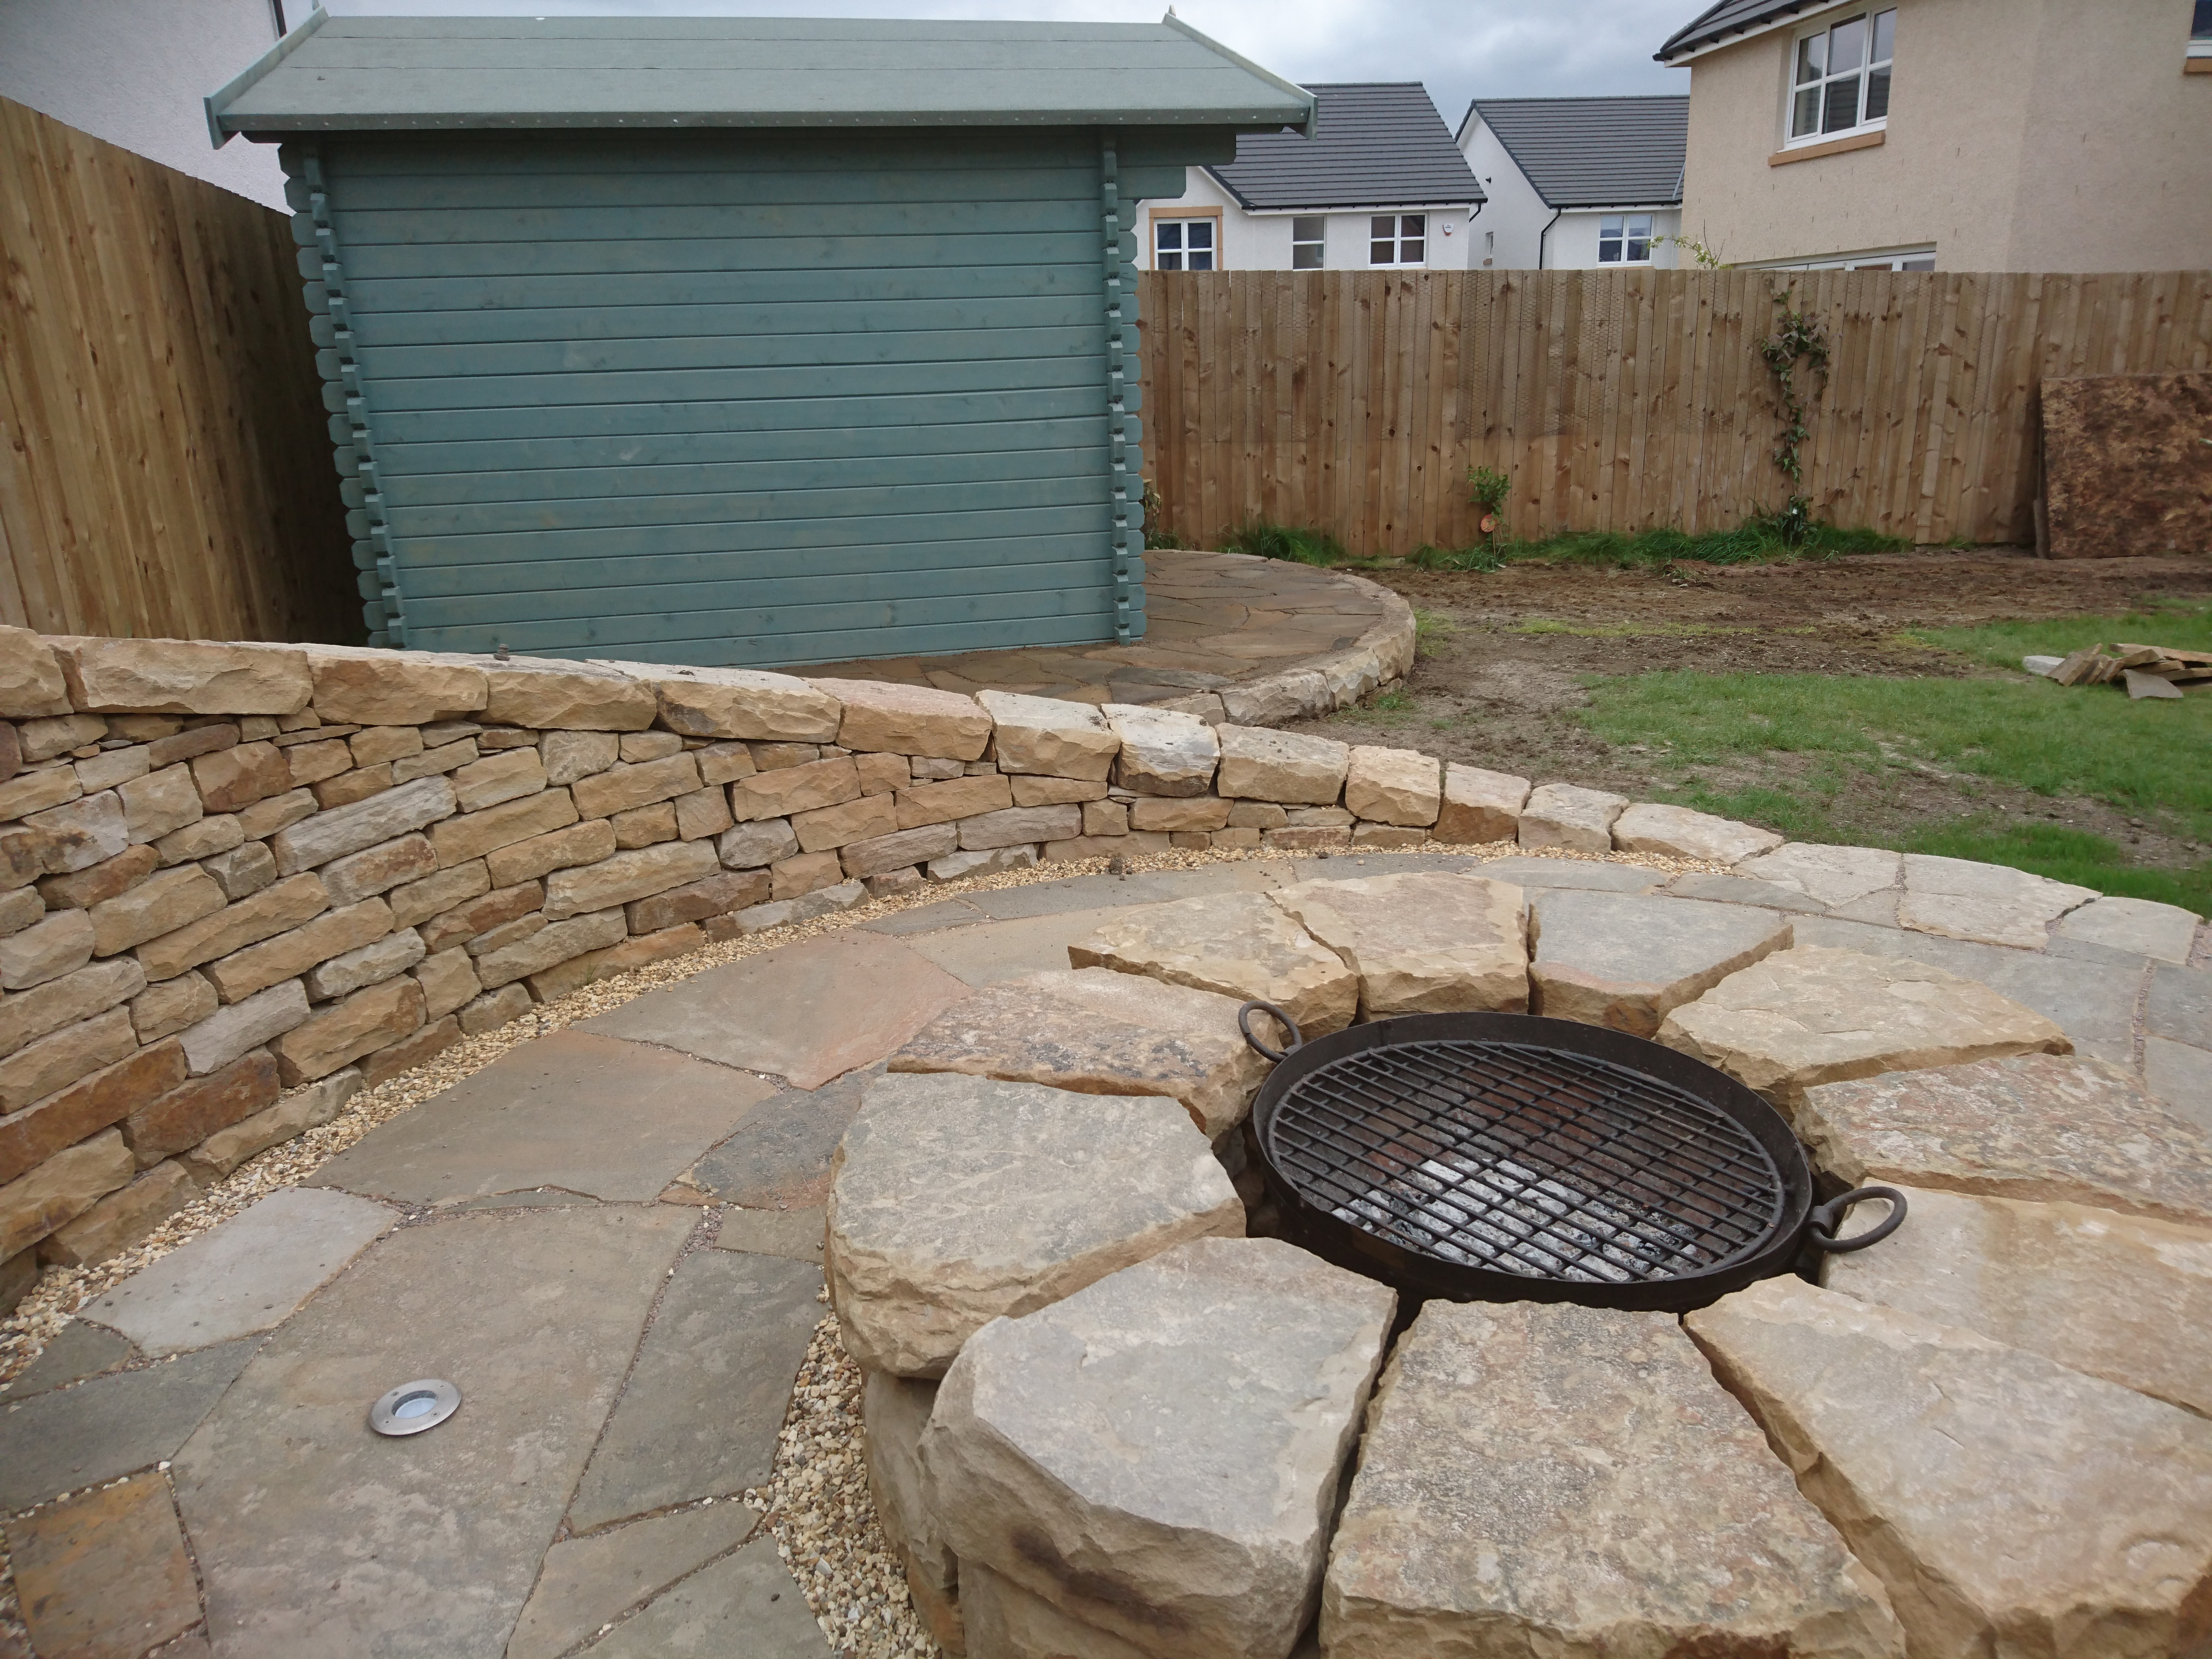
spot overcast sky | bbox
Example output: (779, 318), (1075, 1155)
(329, 0), (1704, 129)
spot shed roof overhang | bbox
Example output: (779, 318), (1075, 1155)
(207, 11), (1315, 145)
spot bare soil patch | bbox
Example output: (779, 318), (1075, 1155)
(1292, 550), (2212, 866)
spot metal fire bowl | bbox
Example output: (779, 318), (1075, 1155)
(1248, 1011), (1824, 1314)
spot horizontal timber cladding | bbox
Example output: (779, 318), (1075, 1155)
(283, 128), (1192, 666)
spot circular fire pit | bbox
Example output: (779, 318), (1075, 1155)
(1241, 1005), (1900, 1312)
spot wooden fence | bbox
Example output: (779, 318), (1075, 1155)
(1137, 268), (2212, 553)
(0, 97), (352, 643)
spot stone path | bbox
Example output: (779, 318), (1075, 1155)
(2, 846), (2205, 1658)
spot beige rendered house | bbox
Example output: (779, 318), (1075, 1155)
(1659, 0), (2212, 270)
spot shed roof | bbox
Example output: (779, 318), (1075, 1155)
(208, 12), (1314, 139)
(1656, 0), (1834, 64)
(1464, 96), (1688, 208)
(1207, 82), (1482, 210)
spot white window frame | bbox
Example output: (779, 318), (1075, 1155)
(1152, 215), (1218, 272)
(1783, 7), (1895, 149)
(1290, 216), (1326, 270)
(1369, 214), (1427, 268)
(1597, 213), (1656, 265)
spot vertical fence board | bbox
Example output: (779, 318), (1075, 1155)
(1138, 267), (2212, 553)
(0, 97), (351, 641)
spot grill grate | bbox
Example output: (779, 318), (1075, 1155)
(1264, 1039), (1786, 1286)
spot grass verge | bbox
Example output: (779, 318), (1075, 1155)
(1579, 665), (2211, 914)
(1908, 600), (2212, 668)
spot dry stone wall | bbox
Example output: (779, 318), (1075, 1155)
(0, 620), (1451, 1297)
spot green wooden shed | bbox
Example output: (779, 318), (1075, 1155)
(205, 14), (1310, 664)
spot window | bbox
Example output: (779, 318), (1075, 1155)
(1597, 214), (1654, 264)
(1291, 217), (1326, 270)
(1370, 214), (1425, 267)
(2192, 0), (2212, 60)
(1788, 8), (1895, 143)
(1154, 218), (1215, 271)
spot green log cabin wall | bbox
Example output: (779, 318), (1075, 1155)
(281, 128), (1197, 666)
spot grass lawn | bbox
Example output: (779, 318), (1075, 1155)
(1578, 600), (2212, 915)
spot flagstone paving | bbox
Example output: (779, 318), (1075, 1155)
(803, 551), (1397, 711)
(2, 850), (2201, 1657)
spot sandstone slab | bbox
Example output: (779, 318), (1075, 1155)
(1069, 890), (1359, 1037)
(1104, 704), (1219, 796)
(893, 771), (1012, 829)
(205, 896), (392, 1004)
(85, 1185), (394, 1354)
(840, 821), (957, 879)
(1796, 1051), (2212, 1226)
(505, 1502), (763, 1659)
(624, 868), (770, 932)
(1432, 763), (1528, 844)
(91, 865), (228, 959)
(543, 839), (717, 920)
(0, 625), (71, 718)
(1215, 725), (1348, 805)
(0, 1033), (181, 1184)
(1824, 1182), (2212, 1417)
(1657, 945), (2071, 1115)
(27, 788), (129, 872)
(303, 646), (488, 725)
(567, 1247), (820, 1531)
(0, 904), (94, 988)
(1531, 890), (1793, 1039)
(862, 1368), (962, 1649)
(959, 802), (1080, 850)
(1344, 745), (1440, 827)
(2053, 893), (2201, 963)
(39, 1157), (199, 1265)
(480, 660), (656, 729)
(1274, 872), (1528, 1019)
(268, 775), (457, 876)
(471, 908), (624, 991)
(1611, 801), (1783, 865)
(1687, 1276), (2212, 1659)
(7, 1473), (202, 1659)
(1897, 853), (2099, 949)
(792, 791), (899, 853)
(270, 975), (423, 1084)
(979, 690), (1120, 780)
(319, 832), (437, 906)
(306, 927), (426, 1001)
(827, 1071), (1241, 1376)
(124, 1048), (281, 1163)
(1518, 782), (1629, 853)
(1128, 794), (1233, 832)
(0, 957), (145, 1060)
(811, 677), (992, 759)
(448, 746), (546, 812)
(922, 1236), (1395, 1659)
(570, 751), (702, 818)
(1325, 1300), (1902, 1659)
(0, 1005), (138, 1111)
(179, 979), (311, 1076)
(638, 664), (842, 742)
(56, 638), (311, 715)
(0, 1127), (133, 1259)
(1735, 842), (1903, 909)
(525, 923), (702, 1001)
(731, 754), (860, 822)
(180, 1068), (361, 1182)
(120, 762), (204, 842)
(889, 967), (1268, 1139)
(428, 788), (579, 868)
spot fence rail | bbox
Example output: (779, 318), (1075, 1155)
(1136, 268), (2212, 553)
(0, 97), (351, 643)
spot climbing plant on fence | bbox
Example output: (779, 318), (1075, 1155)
(1757, 286), (1833, 545)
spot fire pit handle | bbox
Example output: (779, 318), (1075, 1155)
(1806, 1186), (1907, 1253)
(1237, 1000), (1304, 1063)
